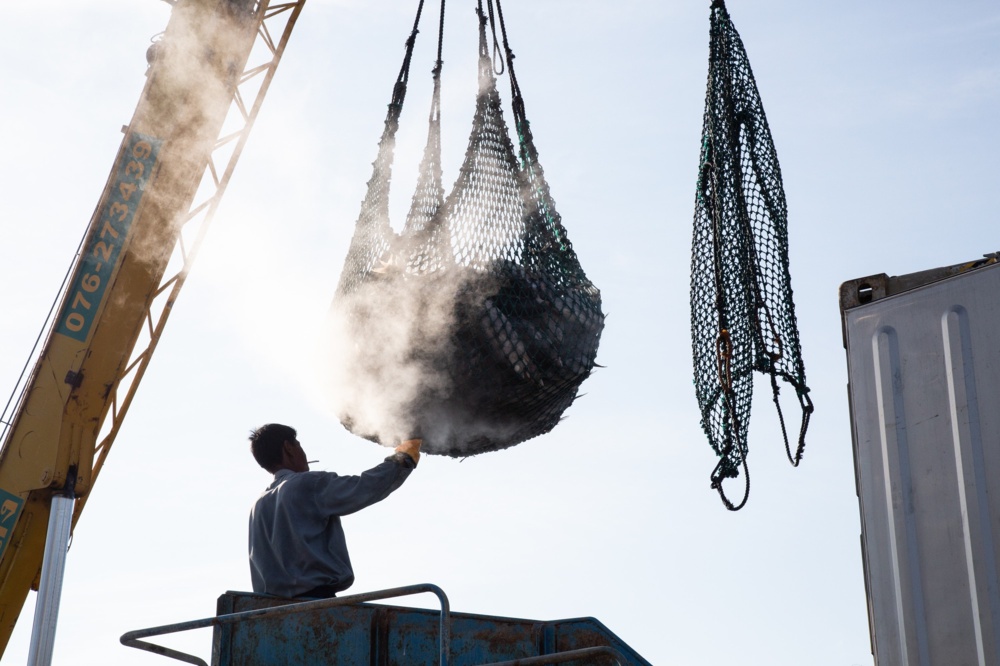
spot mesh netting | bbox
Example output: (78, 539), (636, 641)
(691, 0), (813, 510)
(332, 0), (604, 457)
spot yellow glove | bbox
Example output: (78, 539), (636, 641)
(395, 438), (422, 465)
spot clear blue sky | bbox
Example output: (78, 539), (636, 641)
(1, 1), (998, 664)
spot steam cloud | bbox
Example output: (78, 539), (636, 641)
(326, 262), (507, 453)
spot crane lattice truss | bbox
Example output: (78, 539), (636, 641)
(0, 0), (305, 655)
(83, 0), (305, 519)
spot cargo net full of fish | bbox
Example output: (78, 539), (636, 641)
(331, 0), (605, 457)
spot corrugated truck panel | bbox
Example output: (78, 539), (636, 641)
(842, 261), (1000, 666)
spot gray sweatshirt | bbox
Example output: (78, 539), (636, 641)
(248, 454), (414, 598)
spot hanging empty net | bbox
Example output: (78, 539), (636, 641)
(691, 0), (813, 510)
(330, 0), (605, 457)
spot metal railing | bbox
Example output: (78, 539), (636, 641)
(120, 583), (453, 666)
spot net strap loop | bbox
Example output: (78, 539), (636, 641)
(711, 445), (749, 511)
(771, 375), (813, 467)
(484, 0), (505, 75)
(483, 0), (527, 140)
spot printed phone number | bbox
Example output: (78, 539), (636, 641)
(56, 133), (161, 342)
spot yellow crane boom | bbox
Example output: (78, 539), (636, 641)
(0, 0), (304, 656)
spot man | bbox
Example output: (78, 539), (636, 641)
(248, 423), (421, 598)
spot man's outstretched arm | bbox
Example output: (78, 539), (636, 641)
(312, 439), (423, 515)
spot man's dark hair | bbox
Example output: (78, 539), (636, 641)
(249, 423), (297, 472)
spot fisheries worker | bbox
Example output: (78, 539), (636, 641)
(248, 423), (421, 598)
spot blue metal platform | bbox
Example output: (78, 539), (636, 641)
(211, 589), (651, 666)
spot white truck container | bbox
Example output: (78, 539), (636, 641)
(841, 255), (1000, 666)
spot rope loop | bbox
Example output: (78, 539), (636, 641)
(710, 451), (749, 511)
(485, 0), (505, 75)
(484, 0), (525, 123)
